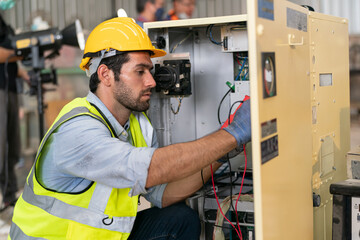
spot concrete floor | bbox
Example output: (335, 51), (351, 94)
(0, 123), (360, 239)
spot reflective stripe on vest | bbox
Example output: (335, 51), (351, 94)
(10, 97), (152, 240)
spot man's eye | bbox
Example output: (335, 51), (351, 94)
(137, 70), (145, 75)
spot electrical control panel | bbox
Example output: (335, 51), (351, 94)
(146, 16), (253, 240)
(154, 59), (191, 96)
(221, 24), (248, 52)
(144, 0), (350, 239)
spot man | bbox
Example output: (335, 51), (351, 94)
(0, 0), (29, 211)
(185, 0), (196, 19)
(9, 17), (250, 239)
(135, 0), (164, 28)
(165, 0), (194, 20)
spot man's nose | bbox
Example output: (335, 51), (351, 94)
(145, 72), (156, 88)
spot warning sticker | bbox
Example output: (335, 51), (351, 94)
(261, 118), (277, 138)
(261, 135), (279, 164)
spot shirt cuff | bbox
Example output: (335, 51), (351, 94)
(142, 183), (167, 208)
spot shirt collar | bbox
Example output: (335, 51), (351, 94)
(86, 91), (129, 139)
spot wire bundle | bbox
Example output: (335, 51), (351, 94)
(210, 145), (247, 240)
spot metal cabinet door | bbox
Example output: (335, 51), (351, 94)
(247, 1), (313, 239)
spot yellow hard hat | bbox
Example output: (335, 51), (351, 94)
(79, 17), (166, 71)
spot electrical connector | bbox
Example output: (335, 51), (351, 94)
(226, 81), (235, 93)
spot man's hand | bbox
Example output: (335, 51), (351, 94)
(223, 99), (251, 147)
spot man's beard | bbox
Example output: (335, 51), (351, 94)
(113, 79), (152, 112)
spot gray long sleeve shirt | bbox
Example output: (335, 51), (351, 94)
(37, 91), (167, 208)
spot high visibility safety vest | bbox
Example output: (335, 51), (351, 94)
(165, 9), (179, 20)
(9, 97), (152, 240)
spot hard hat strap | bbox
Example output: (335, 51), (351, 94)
(85, 49), (117, 77)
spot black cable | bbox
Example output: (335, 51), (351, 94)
(227, 100), (244, 131)
(217, 89), (232, 125)
(201, 168), (237, 228)
(206, 24), (223, 46)
(227, 157), (241, 229)
(201, 168), (205, 186)
(210, 98), (247, 235)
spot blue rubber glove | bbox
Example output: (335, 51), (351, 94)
(223, 100), (251, 147)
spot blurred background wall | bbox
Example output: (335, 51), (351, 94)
(3, 0), (360, 34)
(1, 0), (359, 155)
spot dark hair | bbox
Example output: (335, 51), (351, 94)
(136, 0), (155, 13)
(89, 52), (130, 93)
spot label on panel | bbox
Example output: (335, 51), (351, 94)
(319, 73), (333, 86)
(261, 118), (277, 138)
(258, 0), (274, 21)
(261, 135), (279, 164)
(287, 8), (308, 32)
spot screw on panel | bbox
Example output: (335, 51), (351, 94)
(333, 167), (336, 171)
(257, 24), (264, 36)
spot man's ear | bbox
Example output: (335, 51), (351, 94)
(97, 64), (113, 87)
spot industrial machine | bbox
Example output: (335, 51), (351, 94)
(330, 179), (360, 240)
(145, 0), (350, 239)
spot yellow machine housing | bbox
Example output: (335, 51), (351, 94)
(145, 0), (350, 239)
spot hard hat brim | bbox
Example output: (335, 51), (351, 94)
(79, 48), (167, 71)
(150, 48), (167, 58)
